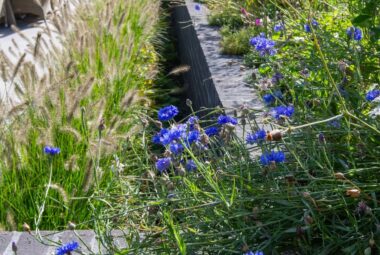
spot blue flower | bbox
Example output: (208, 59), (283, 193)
(274, 24), (284, 32)
(56, 241), (79, 255)
(327, 119), (341, 128)
(249, 34), (277, 56)
(246, 129), (266, 144)
(169, 124), (187, 141)
(304, 19), (318, 33)
(158, 105), (179, 121)
(260, 151), (285, 165)
(217, 115), (238, 125)
(304, 24), (311, 33)
(270, 105), (294, 120)
(186, 160), (197, 171)
(271, 72), (283, 83)
(205, 127), (219, 137)
(187, 130), (200, 144)
(263, 94), (275, 105)
(170, 142), (184, 155)
(346, 26), (362, 41)
(195, 4), (201, 11)
(44, 146), (60, 156)
(152, 128), (171, 145)
(365, 89), (380, 101)
(244, 251), (264, 255)
(156, 158), (171, 173)
(187, 116), (199, 131)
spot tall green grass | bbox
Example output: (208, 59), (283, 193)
(0, 0), (162, 230)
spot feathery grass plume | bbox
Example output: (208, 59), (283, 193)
(33, 33), (42, 57)
(11, 39), (19, 50)
(168, 65), (191, 76)
(10, 53), (26, 84)
(49, 183), (69, 206)
(82, 159), (94, 193)
(6, 210), (16, 231)
(10, 25), (32, 44)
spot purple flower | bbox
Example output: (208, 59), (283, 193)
(249, 34), (277, 56)
(260, 151), (285, 165)
(156, 158), (171, 173)
(56, 241), (79, 255)
(270, 105), (294, 120)
(274, 24), (284, 32)
(246, 129), (266, 144)
(347, 26), (362, 41)
(271, 72), (283, 84)
(205, 126), (219, 137)
(44, 146), (60, 156)
(195, 4), (201, 11)
(186, 160), (197, 171)
(365, 89), (380, 101)
(217, 115), (238, 125)
(158, 105), (179, 121)
(327, 119), (341, 128)
(170, 142), (184, 155)
(263, 94), (275, 105)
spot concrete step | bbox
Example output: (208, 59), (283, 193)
(0, 230), (127, 255)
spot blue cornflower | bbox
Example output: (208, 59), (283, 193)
(260, 151), (285, 166)
(170, 142), (184, 155)
(44, 146), (60, 156)
(187, 130), (200, 144)
(195, 4), (201, 11)
(274, 24), (284, 32)
(327, 119), (341, 128)
(304, 19), (318, 33)
(158, 105), (179, 122)
(304, 24), (311, 33)
(246, 129), (266, 144)
(186, 160), (197, 171)
(346, 26), (362, 41)
(187, 116), (199, 130)
(249, 34), (277, 56)
(271, 72), (283, 84)
(244, 251), (264, 255)
(365, 89), (380, 101)
(169, 124), (187, 141)
(152, 128), (171, 145)
(205, 126), (219, 137)
(56, 241), (79, 255)
(263, 94), (275, 105)
(270, 105), (294, 120)
(217, 115), (238, 125)
(156, 158), (171, 173)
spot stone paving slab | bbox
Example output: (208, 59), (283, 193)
(0, 230), (127, 255)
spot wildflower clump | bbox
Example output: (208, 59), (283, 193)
(249, 33), (277, 56)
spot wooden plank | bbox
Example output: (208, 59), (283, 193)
(4, 0), (16, 26)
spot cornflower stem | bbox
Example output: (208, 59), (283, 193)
(35, 158), (53, 242)
(282, 114), (343, 133)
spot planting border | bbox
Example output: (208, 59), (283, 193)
(172, 0), (264, 137)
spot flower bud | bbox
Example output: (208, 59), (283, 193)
(346, 188), (361, 198)
(23, 223), (31, 233)
(68, 221), (76, 230)
(334, 172), (345, 180)
(267, 129), (282, 141)
(186, 99), (192, 107)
